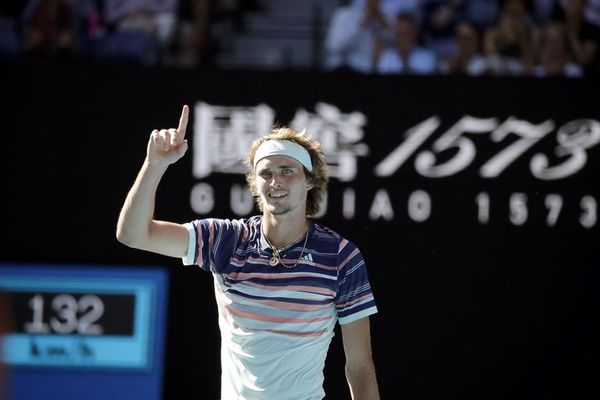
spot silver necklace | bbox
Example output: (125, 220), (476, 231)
(264, 228), (309, 269)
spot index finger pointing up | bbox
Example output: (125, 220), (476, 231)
(177, 104), (189, 138)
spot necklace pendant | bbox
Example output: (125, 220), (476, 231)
(269, 255), (279, 266)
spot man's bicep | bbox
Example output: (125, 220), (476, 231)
(146, 220), (190, 258)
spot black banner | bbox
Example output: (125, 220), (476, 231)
(1, 61), (598, 399)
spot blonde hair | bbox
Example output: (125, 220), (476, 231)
(246, 126), (329, 216)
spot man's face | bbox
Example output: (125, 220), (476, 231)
(255, 156), (311, 216)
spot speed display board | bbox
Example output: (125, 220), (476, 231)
(0, 264), (168, 400)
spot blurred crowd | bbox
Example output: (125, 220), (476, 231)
(1, 0), (598, 78)
(0, 0), (262, 67)
(325, 0), (600, 77)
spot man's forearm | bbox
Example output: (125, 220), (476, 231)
(346, 363), (380, 400)
(116, 159), (168, 248)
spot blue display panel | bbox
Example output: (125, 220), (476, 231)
(0, 264), (169, 400)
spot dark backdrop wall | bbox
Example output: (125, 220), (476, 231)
(1, 62), (598, 400)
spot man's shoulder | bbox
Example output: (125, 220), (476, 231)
(193, 215), (262, 234)
(195, 215), (261, 224)
(241, 215), (262, 226)
(311, 222), (349, 245)
(312, 221), (362, 253)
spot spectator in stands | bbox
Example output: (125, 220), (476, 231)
(421, 0), (466, 60)
(533, 20), (584, 76)
(164, 0), (213, 68)
(531, 0), (560, 23)
(21, 0), (76, 59)
(0, 1), (25, 59)
(439, 20), (488, 76)
(102, 0), (177, 43)
(375, 12), (437, 74)
(353, 0), (421, 20)
(88, 0), (178, 65)
(324, 0), (393, 73)
(159, 0), (267, 69)
(550, 0), (600, 75)
(582, 0), (600, 27)
(483, 0), (535, 75)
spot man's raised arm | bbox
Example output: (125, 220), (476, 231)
(116, 105), (190, 258)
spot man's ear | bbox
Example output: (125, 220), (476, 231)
(306, 177), (313, 191)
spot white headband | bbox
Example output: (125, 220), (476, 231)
(253, 139), (313, 171)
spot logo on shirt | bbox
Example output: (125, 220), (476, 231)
(298, 253), (315, 266)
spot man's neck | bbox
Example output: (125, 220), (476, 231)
(262, 212), (308, 249)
